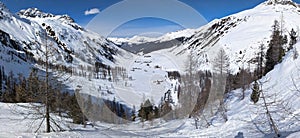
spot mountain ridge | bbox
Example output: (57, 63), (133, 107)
(0, 1), (127, 77)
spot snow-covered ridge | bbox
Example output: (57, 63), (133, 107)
(18, 8), (75, 23)
(109, 28), (198, 45)
(18, 8), (56, 18)
(266, 0), (298, 6)
(109, 36), (158, 45)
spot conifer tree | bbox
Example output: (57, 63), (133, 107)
(131, 105), (136, 121)
(15, 74), (27, 102)
(251, 81), (260, 104)
(289, 28), (298, 50)
(265, 20), (285, 73)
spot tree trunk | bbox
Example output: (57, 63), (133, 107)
(261, 89), (280, 137)
(46, 103), (50, 132)
(45, 33), (51, 133)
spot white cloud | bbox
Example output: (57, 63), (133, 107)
(84, 8), (100, 15)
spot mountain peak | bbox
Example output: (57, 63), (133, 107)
(58, 14), (75, 23)
(266, 0), (298, 6)
(18, 8), (75, 23)
(18, 8), (55, 18)
(267, 0), (292, 3)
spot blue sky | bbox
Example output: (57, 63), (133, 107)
(2, 0), (300, 37)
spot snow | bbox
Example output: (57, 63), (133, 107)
(160, 42), (300, 138)
(287, 131), (300, 138)
(1, 0), (300, 137)
(183, 0), (300, 74)
(120, 52), (179, 106)
(0, 102), (76, 137)
(108, 28), (197, 45)
(108, 36), (158, 45)
(104, 1), (300, 137)
(69, 49), (181, 108)
(0, 102), (188, 137)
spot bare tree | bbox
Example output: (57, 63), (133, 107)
(250, 79), (291, 137)
(259, 81), (280, 137)
(180, 52), (200, 117)
(15, 29), (70, 133)
(44, 31), (51, 132)
(212, 48), (229, 122)
(214, 48), (229, 76)
(257, 43), (265, 78)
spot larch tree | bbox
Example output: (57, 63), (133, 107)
(175, 50), (202, 122)
(20, 28), (67, 133)
(214, 48), (229, 76)
(250, 79), (281, 137)
(213, 48), (229, 122)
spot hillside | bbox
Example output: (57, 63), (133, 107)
(0, 0), (300, 137)
(182, 0), (300, 74)
(1, 6), (120, 71)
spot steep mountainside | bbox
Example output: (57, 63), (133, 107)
(0, 2), (135, 111)
(0, 4), (122, 77)
(111, 0), (300, 73)
(181, 0), (300, 74)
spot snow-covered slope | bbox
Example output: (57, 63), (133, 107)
(3, 43), (300, 138)
(0, 4), (122, 77)
(1, 0), (300, 137)
(2, 2), (181, 114)
(81, 0), (300, 136)
(0, 1), (177, 123)
(182, 0), (300, 74)
(0, 1), (137, 95)
(17, 8), (120, 65)
(106, 0), (300, 136)
(0, 1), (135, 117)
(162, 35), (300, 138)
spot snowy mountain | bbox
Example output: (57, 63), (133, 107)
(0, 0), (176, 123)
(0, 4), (123, 71)
(1, 0), (300, 137)
(106, 0), (300, 137)
(0, 0), (134, 117)
(158, 0), (300, 137)
(109, 28), (197, 45)
(108, 29), (197, 54)
(111, 0), (300, 74)
(180, 0), (300, 74)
